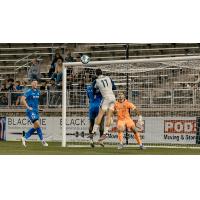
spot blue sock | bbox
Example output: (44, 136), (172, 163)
(36, 127), (43, 141)
(25, 128), (35, 139)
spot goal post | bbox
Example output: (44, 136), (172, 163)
(62, 63), (67, 147)
(62, 55), (200, 148)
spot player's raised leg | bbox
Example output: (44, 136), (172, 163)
(92, 108), (105, 134)
(103, 107), (114, 134)
(97, 100), (115, 142)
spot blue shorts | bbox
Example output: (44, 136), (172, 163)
(26, 110), (39, 123)
(89, 104), (100, 120)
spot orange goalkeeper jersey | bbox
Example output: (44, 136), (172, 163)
(114, 100), (136, 120)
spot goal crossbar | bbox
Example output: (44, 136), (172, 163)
(61, 55), (200, 147)
(63, 55), (200, 67)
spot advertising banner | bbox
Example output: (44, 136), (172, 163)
(143, 117), (196, 144)
(5, 116), (197, 144)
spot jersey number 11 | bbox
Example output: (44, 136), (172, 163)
(101, 79), (108, 87)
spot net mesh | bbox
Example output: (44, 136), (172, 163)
(64, 60), (200, 147)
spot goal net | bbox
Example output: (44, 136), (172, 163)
(62, 56), (200, 148)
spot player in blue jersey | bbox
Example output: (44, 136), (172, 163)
(86, 76), (104, 148)
(21, 80), (48, 147)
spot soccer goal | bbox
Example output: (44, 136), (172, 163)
(62, 56), (200, 148)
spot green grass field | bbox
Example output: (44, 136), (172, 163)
(0, 141), (200, 155)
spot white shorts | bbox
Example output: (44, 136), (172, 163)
(100, 97), (116, 111)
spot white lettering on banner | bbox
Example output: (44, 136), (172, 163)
(164, 120), (196, 134)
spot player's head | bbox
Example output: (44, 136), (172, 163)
(117, 92), (126, 103)
(96, 68), (102, 76)
(91, 75), (97, 82)
(31, 79), (38, 89)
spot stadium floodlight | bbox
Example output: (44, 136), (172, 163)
(62, 55), (200, 147)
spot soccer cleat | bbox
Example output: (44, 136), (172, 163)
(42, 141), (48, 147)
(139, 144), (145, 150)
(87, 133), (94, 139)
(117, 143), (124, 149)
(87, 133), (95, 139)
(21, 137), (26, 147)
(98, 134), (108, 142)
(99, 142), (105, 148)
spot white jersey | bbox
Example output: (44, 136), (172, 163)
(94, 75), (115, 100)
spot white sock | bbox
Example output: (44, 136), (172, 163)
(92, 124), (99, 133)
(104, 127), (109, 134)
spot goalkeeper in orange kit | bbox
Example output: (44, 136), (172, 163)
(114, 92), (145, 149)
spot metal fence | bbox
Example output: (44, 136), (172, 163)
(132, 88), (200, 107)
(1, 88), (200, 108)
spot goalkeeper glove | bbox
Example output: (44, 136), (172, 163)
(138, 115), (144, 126)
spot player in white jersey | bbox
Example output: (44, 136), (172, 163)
(91, 68), (116, 142)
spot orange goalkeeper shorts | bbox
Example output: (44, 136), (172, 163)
(117, 118), (135, 131)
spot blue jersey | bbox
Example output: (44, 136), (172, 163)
(24, 88), (40, 112)
(86, 85), (102, 106)
(86, 85), (102, 120)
